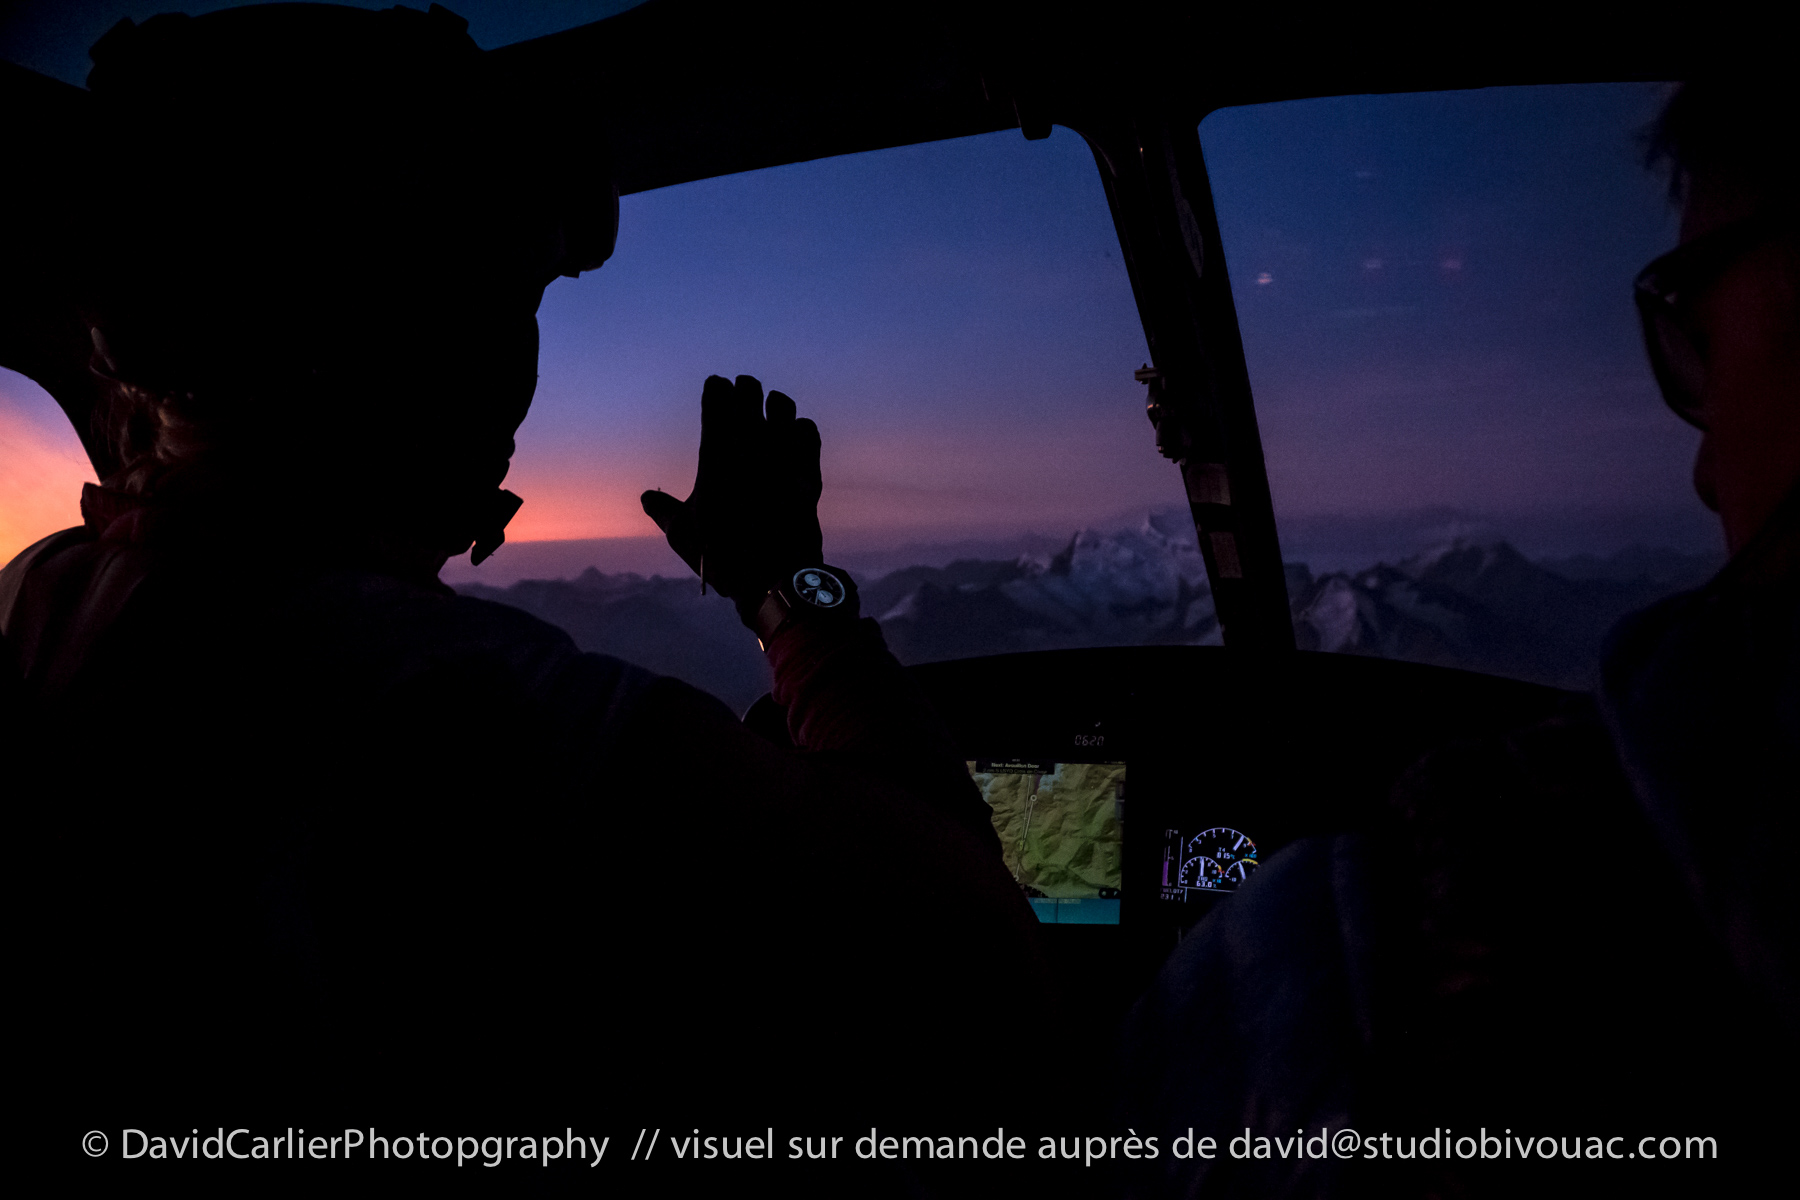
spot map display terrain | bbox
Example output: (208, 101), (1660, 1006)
(967, 760), (1125, 898)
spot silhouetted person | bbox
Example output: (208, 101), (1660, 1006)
(0, 5), (1043, 1177)
(1119, 79), (1798, 1199)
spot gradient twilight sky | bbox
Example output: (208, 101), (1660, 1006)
(1, 2), (1719, 570)
(1206, 82), (1712, 559)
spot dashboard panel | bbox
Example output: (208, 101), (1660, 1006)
(907, 646), (1573, 1036)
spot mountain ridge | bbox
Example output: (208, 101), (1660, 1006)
(456, 517), (1723, 706)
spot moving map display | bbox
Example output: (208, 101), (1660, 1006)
(966, 759), (1125, 924)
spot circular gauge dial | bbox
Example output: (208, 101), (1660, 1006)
(1178, 855), (1222, 887)
(1179, 827), (1260, 893)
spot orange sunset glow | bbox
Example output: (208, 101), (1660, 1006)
(7, 366), (1167, 565)
(1, 370), (96, 564)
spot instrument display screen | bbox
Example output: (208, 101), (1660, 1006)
(967, 758), (1125, 925)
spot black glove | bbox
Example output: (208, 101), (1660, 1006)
(641, 374), (824, 621)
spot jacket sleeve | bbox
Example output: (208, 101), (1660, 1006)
(764, 614), (1002, 856)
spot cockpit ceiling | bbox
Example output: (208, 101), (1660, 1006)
(491, 0), (1709, 196)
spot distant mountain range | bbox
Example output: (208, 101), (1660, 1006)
(1287, 540), (1718, 690)
(455, 512), (1724, 710)
(456, 570), (777, 715)
(863, 509), (1221, 663)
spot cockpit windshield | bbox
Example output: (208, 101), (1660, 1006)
(1203, 82), (1722, 688)
(444, 126), (1185, 710)
(2, 73), (1726, 703)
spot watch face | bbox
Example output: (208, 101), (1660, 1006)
(791, 567), (848, 610)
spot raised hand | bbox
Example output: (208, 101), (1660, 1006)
(641, 374), (824, 614)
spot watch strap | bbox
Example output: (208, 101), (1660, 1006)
(750, 589), (795, 648)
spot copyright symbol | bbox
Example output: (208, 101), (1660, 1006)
(83, 1130), (109, 1158)
(1332, 1129), (1360, 1158)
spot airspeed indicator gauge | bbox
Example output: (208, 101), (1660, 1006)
(1178, 856), (1223, 888)
(1179, 827), (1260, 894)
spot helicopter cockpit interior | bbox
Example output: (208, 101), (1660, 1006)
(2, 0), (1735, 1146)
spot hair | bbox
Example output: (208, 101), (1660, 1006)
(1649, 80), (1800, 209)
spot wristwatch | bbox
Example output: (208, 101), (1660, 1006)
(748, 565), (859, 649)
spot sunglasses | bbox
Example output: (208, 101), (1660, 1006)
(1634, 211), (1790, 430)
